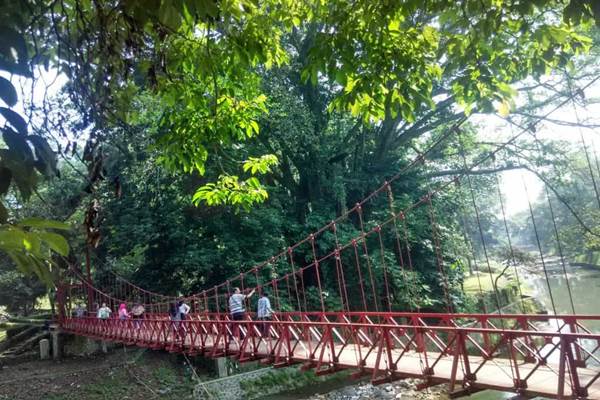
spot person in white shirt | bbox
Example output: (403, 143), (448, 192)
(256, 292), (273, 337)
(177, 300), (191, 336)
(228, 287), (255, 340)
(97, 303), (112, 335)
(178, 300), (190, 319)
(97, 303), (111, 319)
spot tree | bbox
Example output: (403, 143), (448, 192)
(4, 0), (597, 208)
(0, 266), (46, 315)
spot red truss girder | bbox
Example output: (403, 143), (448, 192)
(60, 311), (600, 399)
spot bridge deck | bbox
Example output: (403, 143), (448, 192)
(62, 313), (600, 399)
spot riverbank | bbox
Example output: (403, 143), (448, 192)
(0, 349), (451, 400)
(270, 378), (448, 400)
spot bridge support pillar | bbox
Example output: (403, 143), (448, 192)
(49, 324), (61, 360)
(215, 357), (228, 378)
(39, 338), (50, 360)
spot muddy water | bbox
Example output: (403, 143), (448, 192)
(269, 262), (600, 399)
(462, 261), (600, 400)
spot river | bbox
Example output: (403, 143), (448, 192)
(468, 261), (600, 400)
(276, 261), (600, 399)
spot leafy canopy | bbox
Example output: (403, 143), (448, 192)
(0, 0), (597, 285)
(9, 0), (595, 210)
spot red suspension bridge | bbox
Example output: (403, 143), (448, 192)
(56, 81), (600, 399)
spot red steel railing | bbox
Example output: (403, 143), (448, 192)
(61, 312), (600, 399)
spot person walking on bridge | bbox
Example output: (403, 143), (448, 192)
(97, 303), (112, 335)
(177, 299), (191, 337)
(74, 303), (86, 318)
(257, 292), (273, 337)
(97, 303), (111, 319)
(131, 303), (145, 328)
(169, 302), (182, 343)
(118, 303), (130, 320)
(229, 287), (255, 340)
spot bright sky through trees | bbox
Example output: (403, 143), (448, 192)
(475, 80), (600, 215)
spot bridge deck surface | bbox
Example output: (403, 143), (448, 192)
(63, 320), (600, 399)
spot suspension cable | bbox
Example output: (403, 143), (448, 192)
(492, 158), (526, 313)
(357, 204), (380, 312)
(427, 194), (454, 313)
(387, 184), (415, 312)
(521, 170), (558, 315)
(455, 179), (488, 314)
(460, 142), (503, 315)
(532, 134), (576, 314)
(568, 79), (600, 209)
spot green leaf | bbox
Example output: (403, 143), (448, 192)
(30, 257), (54, 287)
(0, 77), (17, 107)
(27, 135), (57, 177)
(37, 231), (70, 256)
(159, 2), (182, 30)
(0, 228), (27, 251)
(23, 231), (41, 256)
(0, 27), (31, 77)
(18, 217), (71, 231)
(0, 108), (28, 135)
(0, 150), (37, 200)
(2, 128), (33, 160)
(7, 251), (33, 275)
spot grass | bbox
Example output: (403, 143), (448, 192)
(574, 251), (600, 266)
(463, 272), (509, 293)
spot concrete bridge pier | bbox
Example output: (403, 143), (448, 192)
(39, 338), (50, 360)
(49, 323), (61, 360)
(215, 357), (228, 378)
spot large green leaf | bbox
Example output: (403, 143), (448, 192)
(29, 257), (54, 286)
(0, 27), (31, 77)
(27, 136), (57, 177)
(0, 228), (27, 252)
(19, 217), (70, 230)
(23, 231), (41, 257)
(37, 231), (70, 256)
(2, 129), (33, 160)
(6, 251), (33, 276)
(0, 77), (17, 107)
(0, 108), (28, 135)
(0, 147), (37, 200)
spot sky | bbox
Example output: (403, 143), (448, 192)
(472, 78), (600, 216)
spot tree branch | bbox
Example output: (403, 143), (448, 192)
(512, 111), (600, 129)
(523, 165), (600, 238)
(427, 164), (525, 178)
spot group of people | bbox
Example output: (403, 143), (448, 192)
(229, 288), (273, 338)
(73, 302), (146, 323)
(70, 287), (274, 339)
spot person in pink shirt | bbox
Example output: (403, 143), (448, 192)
(118, 303), (130, 320)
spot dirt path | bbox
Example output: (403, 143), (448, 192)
(0, 349), (195, 400)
